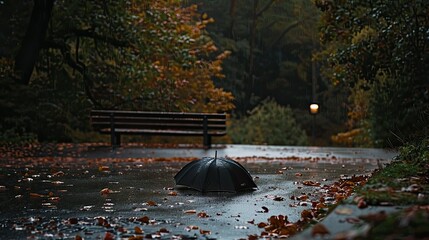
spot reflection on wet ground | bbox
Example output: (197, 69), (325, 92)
(0, 144), (396, 239)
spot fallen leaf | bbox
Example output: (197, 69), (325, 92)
(51, 181), (64, 185)
(402, 184), (423, 193)
(184, 209), (197, 214)
(301, 209), (313, 219)
(303, 180), (321, 186)
(262, 206), (269, 213)
(345, 217), (361, 224)
(200, 229), (211, 235)
(100, 188), (112, 195)
(257, 222), (267, 228)
(104, 232), (115, 240)
(197, 211), (209, 218)
(335, 207), (353, 215)
(311, 223), (330, 237)
(185, 225), (199, 231)
(359, 211), (387, 223)
(30, 193), (45, 198)
(137, 216), (150, 224)
(146, 200), (158, 206)
(297, 195), (308, 201)
(134, 226), (143, 234)
(357, 199), (367, 209)
(52, 171), (64, 177)
(248, 234), (258, 240)
(68, 218), (78, 224)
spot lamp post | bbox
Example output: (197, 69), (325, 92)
(309, 103), (319, 144)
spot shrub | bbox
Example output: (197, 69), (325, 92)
(229, 99), (308, 145)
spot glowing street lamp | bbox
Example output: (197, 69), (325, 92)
(309, 102), (319, 144)
(309, 103), (319, 115)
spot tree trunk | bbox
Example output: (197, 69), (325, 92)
(228, 0), (237, 39)
(14, 0), (54, 85)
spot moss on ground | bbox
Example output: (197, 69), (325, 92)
(354, 138), (429, 239)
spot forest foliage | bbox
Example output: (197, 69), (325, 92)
(315, 0), (429, 147)
(1, 0), (427, 147)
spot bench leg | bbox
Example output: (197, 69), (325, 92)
(203, 135), (212, 149)
(115, 134), (121, 147)
(111, 132), (121, 148)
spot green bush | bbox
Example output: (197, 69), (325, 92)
(229, 99), (308, 145)
(369, 72), (429, 147)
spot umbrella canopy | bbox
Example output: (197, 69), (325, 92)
(174, 155), (257, 193)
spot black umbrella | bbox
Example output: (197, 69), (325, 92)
(174, 153), (257, 192)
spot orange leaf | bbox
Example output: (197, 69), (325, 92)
(197, 211), (209, 218)
(100, 188), (112, 195)
(184, 209), (197, 214)
(146, 200), (158, 206)
(137, 216), (149, 224)
(257, 222), (267, 228)
(200, 229), (211, 235)
(301, 209), (313, 219)
(311, 223), (330, 237)
(104, 232), (115, 240)
(134, 226), (143, 234)
(303, 180), (321, 186)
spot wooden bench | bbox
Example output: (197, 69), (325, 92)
(90, 110), (227, 149)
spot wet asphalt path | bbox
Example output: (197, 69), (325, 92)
(0, 144), (396, 239)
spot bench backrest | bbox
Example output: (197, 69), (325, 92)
(90, 110), (226, 133)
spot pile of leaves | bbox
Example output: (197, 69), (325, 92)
(250, 175), (368, 238)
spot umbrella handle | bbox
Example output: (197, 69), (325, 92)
(214, 150), (217, 160)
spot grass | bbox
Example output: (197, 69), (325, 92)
(354, 137), (429, 239)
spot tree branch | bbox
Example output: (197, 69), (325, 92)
(43, 39), (102, 108)
(65, 28), (132, 48)
(270, 20), (302, 48)
(256, 0), (276, 18)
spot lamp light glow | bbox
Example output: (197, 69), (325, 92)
(309, 103), (319, 115)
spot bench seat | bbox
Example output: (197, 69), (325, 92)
(90, 110), (227, 148)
